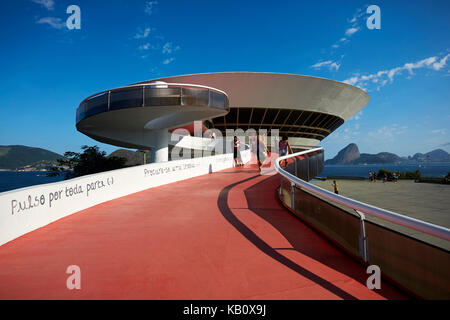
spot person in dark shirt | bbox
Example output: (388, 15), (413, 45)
(233, 136), (244, 167)
(279, 136), (293, 167)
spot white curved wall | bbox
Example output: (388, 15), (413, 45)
(0, 151), (250, 246)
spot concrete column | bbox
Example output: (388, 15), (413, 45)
(150, 129), (169, 163)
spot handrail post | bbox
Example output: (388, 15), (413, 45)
(294, 157), (298, 177)
(107, 91), (111, 110)
(290, 182), (295, 209)
(279, 174), (283, 196)
(180, 86), (183, 105)
(142, 85), (145, 107)
(306, 154), (310, 181)
(355, 210), (369, 263)
(316, 154), (319, 177)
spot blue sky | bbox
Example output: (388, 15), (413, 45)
(0, 0), (449, 159)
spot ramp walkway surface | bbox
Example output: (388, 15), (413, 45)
(0, 163), (406, 299)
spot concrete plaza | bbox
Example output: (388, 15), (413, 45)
(311, 179), (450, 249)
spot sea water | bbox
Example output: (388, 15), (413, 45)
(0, 171), (66, 193)
(318, 162), (450, 179)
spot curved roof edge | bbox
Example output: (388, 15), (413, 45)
(137, 71), (369, 100)
(135, 72), (369, 121)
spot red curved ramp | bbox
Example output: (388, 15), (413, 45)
(0, 164), (406, 299)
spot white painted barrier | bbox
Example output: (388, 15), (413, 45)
(0, 150), (250, 246)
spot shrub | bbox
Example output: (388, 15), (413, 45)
(376, 169), (421, 180)
(404, 170), (421, 179)
(57, 145), (127, 179)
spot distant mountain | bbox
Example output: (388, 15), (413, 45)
(409, 149), (450, 162)
(326, 144), (450, 165)
(0, 145), (63, 170)
(325, 143), (360, 164)
(108, 149), (144, 167)
(352, 152), (403, 164)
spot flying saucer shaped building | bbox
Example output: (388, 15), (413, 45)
(76, 72), (369, 162)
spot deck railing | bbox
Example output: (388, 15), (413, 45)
(76, 82), (229, 124)
(275, 147), (450, 299)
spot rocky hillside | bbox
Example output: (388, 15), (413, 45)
(324, 143), (360, 164)
(352, 152), (404, 164)
(410, 149), (450, 162)
(326, 144), (450, 165)
(0, 145), (63, 170)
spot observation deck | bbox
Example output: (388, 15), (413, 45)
(0, 160), (406, 299)
(0, 146), (448, 299)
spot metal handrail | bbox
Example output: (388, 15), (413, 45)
(275, 148), (450, 242)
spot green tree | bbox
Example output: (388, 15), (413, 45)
(376, 169), (422, 180)
(58, 145), (127, 179)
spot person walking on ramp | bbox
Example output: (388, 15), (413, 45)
(279, 135), (293, 167)
(233, 136), (244, 167)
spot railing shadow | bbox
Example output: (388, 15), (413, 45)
(217, 173), (407, 299)
(217, 174), (358, 300)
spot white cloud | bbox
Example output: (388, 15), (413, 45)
(132, 26), (181, 67)
(432, 129), (447, 135)
(31, 0), (54, 11)
(348, 7), (365, 25)
(162, 42), (180, 54)
(404, 56), (437, 75)
(343, 53), (450, 90)
(145, 1), (158, 15)
(311, 60), (340, 71)
(387, 67), (402, 82)
(345, 27), (359, 36)
(138, 43), (151, 51)
(432, 54), (450, 71)
(329, 7), (364, 49)
(344, 76), (358, 86)
(134, 27), (151, 39)
(330, 62), (340, 71)
(368, 124), (408, 140)
(368, 127), (395, 141)
(348, 111), (363, 121)
(36, 17), (65, 29)
(312, 61), (332, 68)
(325, 7), (366, 66)
(163, 57), (175, 65)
